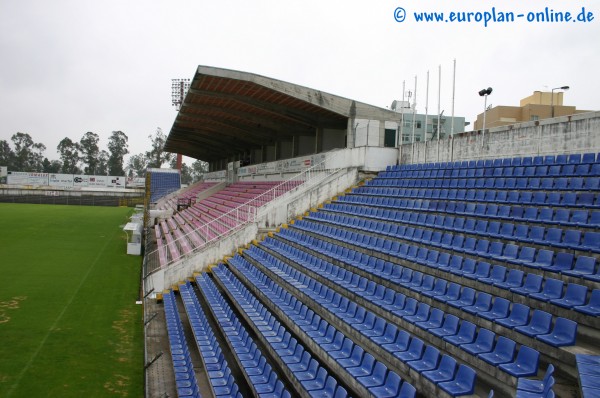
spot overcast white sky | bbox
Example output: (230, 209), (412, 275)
(1, 0), (598, 163)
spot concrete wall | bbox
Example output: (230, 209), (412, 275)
(401, 111), (600, 164)
(280, 140), (293, 159)
(322, 128), (346, 151)
(259, 168), (359, 229)
(298, 135), (314, 156)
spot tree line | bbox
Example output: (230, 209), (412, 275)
(0, 128), (207, 184)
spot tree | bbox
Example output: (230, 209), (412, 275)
(57, 137), (81, 174)
(127, 153), (148, 177)
(178, 163), (193, 185)
(79, 132), (99, 175)
(107, 131), (128, 176)
(11, 132), (46, 171)
(96, 150), (109, 175)
(0, 139), (14, 168)
(146, 127), (173, 168)
(42, 158), (62, 173)
(191, 159), (209, 182)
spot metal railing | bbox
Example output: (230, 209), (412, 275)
(145, 150), (345, 273)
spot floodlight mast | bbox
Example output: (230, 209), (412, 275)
(171, 78), (191, 170)
(171, 78), (191, 111)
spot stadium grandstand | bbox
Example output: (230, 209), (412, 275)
(142, 65), (600, 398)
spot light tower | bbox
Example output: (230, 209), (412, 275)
(171, 79), (191, 170)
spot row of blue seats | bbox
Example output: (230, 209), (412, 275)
(279, 227), (600, 319)
(388, 153), (600, 171)
(209, 266), (351, 398)
(223, 258), (418, 398)
(242, 246), (480, 396)
(366, 175), (600, 191)
(178, 282), (242, 397)
(294, 218), (600, 284)
(163, 291), (202, 398)
(334, 197), (600, 228)
(354, 187), (600, 209)
(382, 163), (600, 180)
(575, 355), (600, 397)
(264, 236), (576, 349)
(314, 208), (600, 255)
(229, 255), (449, 397)
(195, 273), (291, 398)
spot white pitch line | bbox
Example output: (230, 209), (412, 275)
(6, 229), (116, 397)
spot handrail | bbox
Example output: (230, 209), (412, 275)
(146, 149), (345, 271)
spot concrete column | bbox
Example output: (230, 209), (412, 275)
(347, 118), (355, 149)
(315, 127), (323, 153)
(274, 141), (280, 160)
(292, 135), (299, 157)
(379, 120), (385, 147)
(261, 145), (267, 162)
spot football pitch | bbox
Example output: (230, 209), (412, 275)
(0, 204), (144, 398)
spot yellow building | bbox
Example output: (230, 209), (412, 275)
(474, 91), (590, 130)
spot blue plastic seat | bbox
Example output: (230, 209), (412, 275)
(462, 328), (495, 355)
(407, 346), (440, 372)
(514, 310), (553, 337)
(403, 303), (431, 324)
(447, 287), (476, 309)
(562, 255), (597, 277)
(536, 317), (577, 347)
(516, 364), (554, 393)
(337, 345), (365, 369)
(465, 261), (491, 280)
(530, 278), (564, 302)
(398, 382), (417, 398)
(436, 282), (461, 303)
(438, 365), (476, 397)
(368, 371), (402, 398)
(462, 293), (493, 315)
(550, 283), (588, 309)
(422, 355), (457, 383)
(499, 346), (540, 378)
(479, 336), (516, 366)
(395, 338), (425, 362)
(444, 321), (477, 346)
(415, 308), (444, 331)
(356, 362), (388, 388)
(479, 265), (507, 285)
(381, 330), (411, 354)
(575, 289), (600, 316)
(511, 273), (543, 296)
(300, 367), (328, 391)
(423, 279), (448, 298)
(527, 249), (554, 270)
(496, 303), (530, 329)
(479, 297), (511, 321)
(494, 269), (523, 291)
(346, 353), (376, 378)
(429, 314), (460, 338)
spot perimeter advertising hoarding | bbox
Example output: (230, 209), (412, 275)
(7, 172), (49, 185)
(49, 173), (74, 188)
(237, 153), (326, 177)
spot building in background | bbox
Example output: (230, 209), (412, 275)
(389, 100), (466, 144)
(474, 91), (592, 130)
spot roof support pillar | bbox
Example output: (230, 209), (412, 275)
(315, 127), (323, 154)
(347, 118), (355, 149)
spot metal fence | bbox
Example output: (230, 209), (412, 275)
(146, 150), (344, 272)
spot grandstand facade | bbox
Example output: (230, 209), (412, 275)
(143, 66), (600, 398)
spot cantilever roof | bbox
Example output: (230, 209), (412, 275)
(165, 66), (399, 161)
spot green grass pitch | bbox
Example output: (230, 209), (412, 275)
(0, 204), (143, 398)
